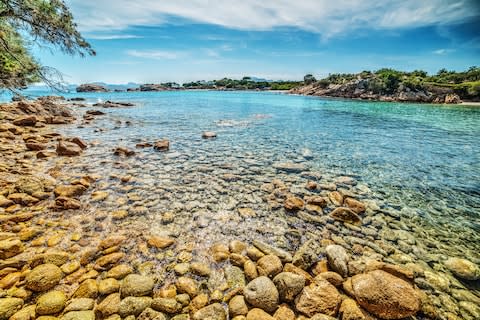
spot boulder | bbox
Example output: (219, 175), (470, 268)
(273, 272), (305, 302)
(329, 207), (361, 224)
(244, 276), (279, 313)
(119, 297), (152, 317)
(25, 264), (63, 291)
(57, 141), (82, 156)
(0, 298), (23, 320)
(246, 308), (274, 320)
(325, 245), (349, 277)
(13, 116), (37, 126)
(153, 139), (170, 151)
(36, 291), (67, 315)
(444, 257), (479, 281)
(294, 278), (341, 317)
(121, 274), (154, 297)
(257, 255), (283, 278)
(284, 196), (304, 211)
(192, 303), (226, 320)
(350, 270), (420, 319)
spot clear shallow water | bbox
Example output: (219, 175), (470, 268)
(6, 90), (480, 315)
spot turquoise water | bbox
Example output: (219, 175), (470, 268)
(5, 89), (480, 316)
(18, 90), (480, 230)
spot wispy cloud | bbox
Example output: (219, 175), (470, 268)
(126, 50), (185, 60)
(86, 34), (143, 40)
(433, 48), (455, 55)
(68, 0), (479, 38)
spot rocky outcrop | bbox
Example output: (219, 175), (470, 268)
(76, 84), (109, 92)
(93, 101), (134, 108)
(139, 84), (168, 91)
(290, 80), (463, 104)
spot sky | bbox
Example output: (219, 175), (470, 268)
(33, 0), (480, 84)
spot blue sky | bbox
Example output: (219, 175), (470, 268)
(33, 0), (480, 84)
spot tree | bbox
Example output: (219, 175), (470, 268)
(0, 0), (94, 91)
(303, 74), (316, 84)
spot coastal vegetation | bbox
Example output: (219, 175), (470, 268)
(0, 0), (93, 91)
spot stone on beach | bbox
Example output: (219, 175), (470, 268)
(57, 141), (82, 156)
(329, 207), (361, 224)
(244, 276), (279, 313)
(153, 139), (170, 151)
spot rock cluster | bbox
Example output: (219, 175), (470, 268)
(76, 84), (109, 92)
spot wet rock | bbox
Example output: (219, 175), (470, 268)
(70, 137), (88, 149)
(121, 274), (154, 297)
(96, 293), (120, 317)
(294, 278), (341, 317)
(292, 239), (324, 271)
(257, 255), (283, 278)
(176, 277), (198, 297)
(187, 262), (209, 277)
(95, 252), (125, 270)
(202, 131), (217, 139)
(64, 298), (95, 312)
(26, 142), (46, 151)
(36, 291), (67, 315)
(351, 270), (420, 319)
(113, 147), (135, 157)
(444, 257), (479, 280)
(253, 240), (292, 263)
(153, 140), (170, 151)
(229, 295), (248, 317)
(61, 310), (95, 320)
(329, 207), (361, 224)
(25, 264), (63, 292)
(305, 195), (327, 207)
(147, 236), (175, 249)
(225, 266), (246, 289)
(119, 297), (152, 317)
(273, 304), (295, 320)
(15, 176), (44, 195)
(73, 279), (98, 299)
(192, 303), (225, 320)
(56, 141), (82, 156)
(246, 308), (274, 320)
(13, 116), (37, 126)
(0, 239), (24, 259)
(344, 198), (366, 214)
(98, 278), (120, 295)
(339, 298), (369, 320)
(273, 163), (306, 173)
(316, 272), (343, 287)
(244, 276), (279, 313)
(55, 197), (81, 210)
(9, 305), (35, 320)
(151, 298), (181, 314)
(328, 191), (343, 206)
(244, 260), (258, 281)
(325, 245), (349, 277)
(0, 298), (23, 320)
(284, 196), (304, 211)
(54, 185), (86, 198)
(273, 272), (305, 302)
(138, 308), (166, 320)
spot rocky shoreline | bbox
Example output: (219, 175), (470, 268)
(289, 81), (464, 104)
(0, 97), (479, 320)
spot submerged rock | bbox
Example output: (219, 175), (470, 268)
(350, 270), (420, 319)
(444, 257), (479, 281)
(202, 131), (217, 139)
(273, 162), (306, 173)
(329, 207), (361, 224)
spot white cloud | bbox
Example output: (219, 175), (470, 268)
(67, 0), (478, 37)
(126, 50), (185, 60)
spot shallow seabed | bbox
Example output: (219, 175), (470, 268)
(30, 90), (480, 317)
